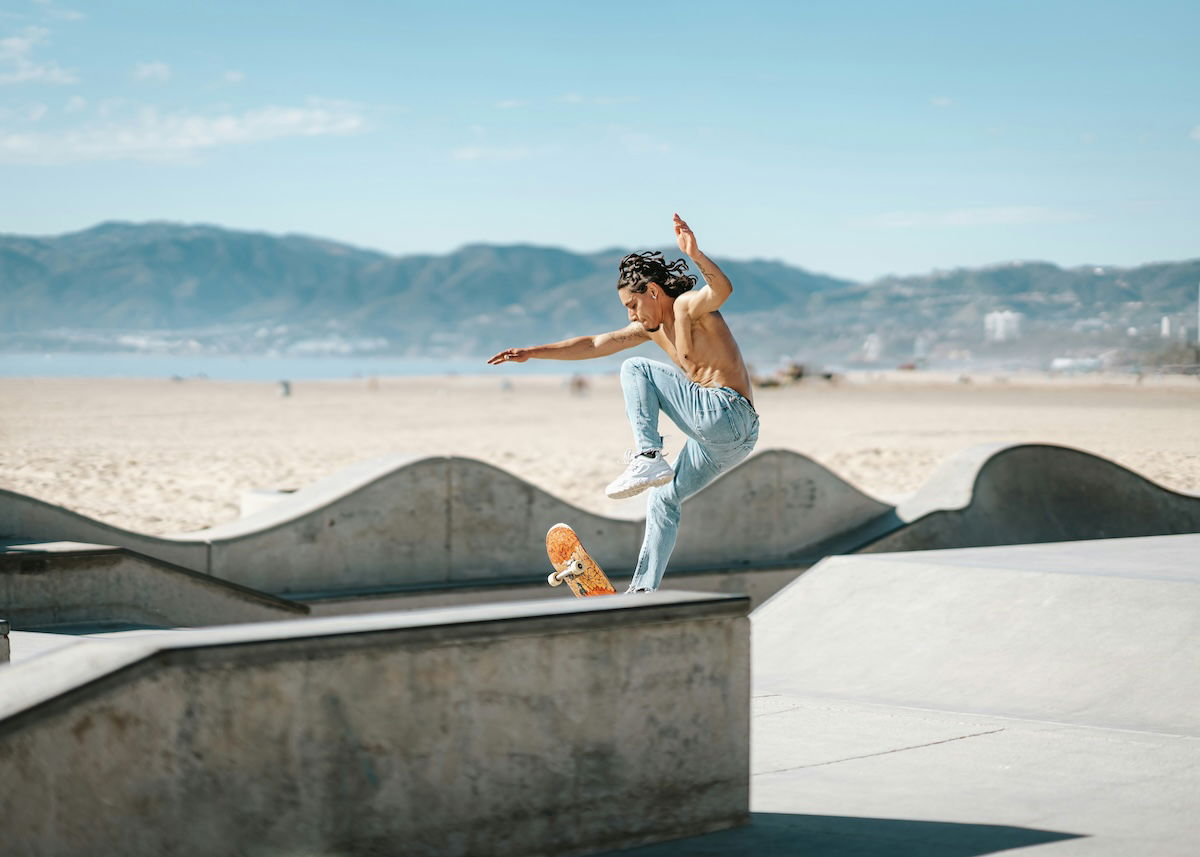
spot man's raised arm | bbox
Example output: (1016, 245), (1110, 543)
(487, 322), (648, 365)
(673, 213), (733, 317)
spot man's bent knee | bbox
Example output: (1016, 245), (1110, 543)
(647, 483), (681, 520)
(620, 356), (652, 378)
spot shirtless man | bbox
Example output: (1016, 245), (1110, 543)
(488, 214), (759, 592)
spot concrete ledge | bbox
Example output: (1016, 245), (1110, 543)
(0, 540), (309, 630)
(0, 592), (750, 857)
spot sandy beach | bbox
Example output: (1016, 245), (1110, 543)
(0, 371), (1196, 536)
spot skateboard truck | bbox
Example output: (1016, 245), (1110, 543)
(548, 559), (587, 586)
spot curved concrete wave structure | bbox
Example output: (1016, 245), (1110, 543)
(0, 444), (1197, 599)
(863, 442), (1200, 554)
(0, 450), (893, 596)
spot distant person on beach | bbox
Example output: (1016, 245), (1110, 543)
(488, 214), (758, 592)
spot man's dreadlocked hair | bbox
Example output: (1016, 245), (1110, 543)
(616, 251), (697, 299)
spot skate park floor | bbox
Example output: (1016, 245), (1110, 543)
(603, 533), (1200, 856)
(4, 534), (1197, 856)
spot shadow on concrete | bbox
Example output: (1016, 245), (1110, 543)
(604, 813), (1085, 856)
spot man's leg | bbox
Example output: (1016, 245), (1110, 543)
(615, 356), (760, 591)
(626, 439), (721, 592)
(619, 356), (702, 453)
(606, 357), (705, 500)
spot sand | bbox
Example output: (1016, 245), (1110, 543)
(0, 371), (1196, 536)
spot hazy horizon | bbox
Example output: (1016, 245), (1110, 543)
(9, 218), (1199, 285)
(2, 1), (1196, 281)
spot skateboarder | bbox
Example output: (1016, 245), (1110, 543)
(488, 214), (759, 592)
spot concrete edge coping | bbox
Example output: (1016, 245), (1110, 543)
(1, 540), (124, 556)
(0, 540), (310, 613)
(291, 560), (820, 603)
(0, 591), (749, 729)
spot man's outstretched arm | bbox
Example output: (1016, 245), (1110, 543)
(487, 322), (649, 364)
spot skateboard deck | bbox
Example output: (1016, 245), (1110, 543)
(545, 523), (617, 597)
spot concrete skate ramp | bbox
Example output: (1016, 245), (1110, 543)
(1, 444), (1196, 598)
(753, 533), (1200, 735)
(0, 593), (749, 857)
(0, 451), (892, 596)
(865, 442), (1200, 553)
(0, 540), (307, 630)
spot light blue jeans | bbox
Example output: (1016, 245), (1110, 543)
(621, 356), (760, 591)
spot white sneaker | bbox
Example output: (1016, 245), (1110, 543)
(605, 450), (674, 499)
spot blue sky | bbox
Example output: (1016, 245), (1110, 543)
(1, 0), (1196, 280)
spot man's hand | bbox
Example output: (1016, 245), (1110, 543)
(674, 212), (699, 258)
(487, 347), (531, 365)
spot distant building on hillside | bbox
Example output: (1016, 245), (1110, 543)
(985, 310), (1023, 343)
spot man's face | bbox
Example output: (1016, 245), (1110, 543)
(619, 286), (662, 332)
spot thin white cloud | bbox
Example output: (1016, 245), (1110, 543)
(931, 96), (954, 108)
(222, 70), (245, 85)
(494, 99), (526, 109)
(617, 130), (670, 154)
(133, 60), (171, 83)
(0, 102), (47, 121)
(63, 93), (85, 112)
(34, 0), (84, 22)
(851, 206), (1089, 229)
(0, 25), (77, 85)
(1190, 125), (1200, 142)
(0, 100), (368, 164)
(555, 93), (637, 106)
(96, 97), (125, 117)
(451, 145), (534, 162)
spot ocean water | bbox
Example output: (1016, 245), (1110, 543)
(0, 352), (637, 381)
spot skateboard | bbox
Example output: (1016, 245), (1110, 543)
(545, 523), (617, 597)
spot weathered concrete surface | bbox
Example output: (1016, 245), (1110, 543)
(303, 565), (808, 616)
(202, 455), (644, 593)
(199, 451), (890, 594)
(0, 592), (750, 857)
(609, 534), (1194, 857)
(0, 619), (8, 663)
(3, 445), (1196, 600)
(866, 442), (1200, 553)
(0, 451), (889, 595)
(0, 540), (308, 630)
(601, 535), (1200, 856)
(754, 533), (1200, 734)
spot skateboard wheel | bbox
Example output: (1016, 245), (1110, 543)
(548, 571), (564, 587)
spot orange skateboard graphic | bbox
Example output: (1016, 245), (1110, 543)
(545, 523), (617, 597)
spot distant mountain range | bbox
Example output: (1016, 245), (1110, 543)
(2, 221), (1197, 368)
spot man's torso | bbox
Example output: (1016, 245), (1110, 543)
(648, 308), (754, 404)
